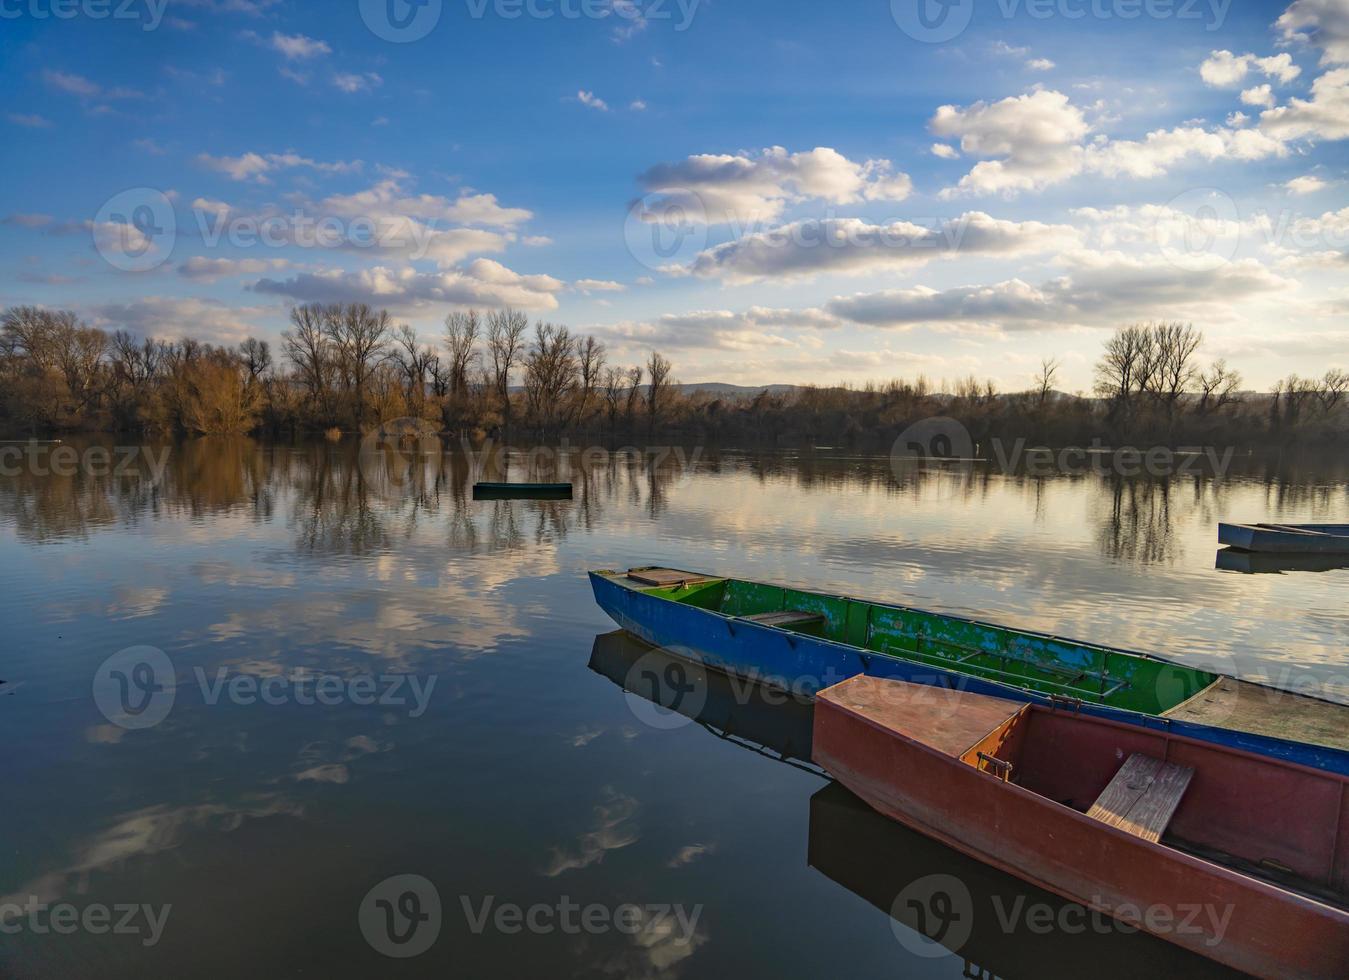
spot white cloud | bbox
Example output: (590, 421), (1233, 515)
(89, 297), (270, 343)
(270, 32), (330, 60)
(630, 99), (647, 111)
(8, 112), (53, 128)
(3, 213), (54, 228)
(608, 0), (649, 42)
(197, 150), (364, 183)
(637, 146), (913, 225)
(600, 306), (841, 352)
(1277, 0), (1349, 66)
(1027, 58), (1055, 71)
(1199, 50), (1301, 87)
(931, 143), (959, 159)
(1260, 67), (1349, 140)
(333, 72), (382, 94)
(933, 89), (1286, 197)
(931, 90), (1089, 195)
(178, 256), (293, 281)
(42, 70), (141, 100)
(1286, 174), (1331, 193)
(87, 220), (162, 262)
(826, 253), (1293, 331)
(1071, 202), (1272, 253)
(190, 197), (233, 218)
(252, 259), (564, 311)
(187, 178), (536, 269)
(681, 212), (1079, 284)
(1241, 84), (1276, 108)
(576, 90), (610, 111)
(314, 178), (532, 228)
(573, 279), (626, 293)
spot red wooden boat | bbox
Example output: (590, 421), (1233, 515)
(813, 675), (1349, 979)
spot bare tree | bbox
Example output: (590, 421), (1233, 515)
(522, 322), (578, 432)
(322, 303), (392, 428)
(575, 335), (606, 426)
(1033, 357), (1060, 409)
(1274, 374), (1318, 428)
(1095, 324), (1154, 425)
(646, 351), (672, 430)
(1146, 321), (1203, 418)
(394, 324), (436, 417)
(1197, 359), (1241, 415)
(444, 310), (481, 396)
(182, 350), (264, 435)
(239, 338), (272, 385)
(487, 308), (528, 430)
(281, 304), (331, 416)
(624, 366), (643, 425)
(601, 366), (626, 430)
(1317, 369), (1348, 415)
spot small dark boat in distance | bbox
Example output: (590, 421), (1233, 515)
(1219, 522), (1349, 554)
(472, 482), (573, 500)
(812, 674), (1349, 979)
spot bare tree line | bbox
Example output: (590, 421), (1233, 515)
(2, 306), (1346, 447)
(0, 304), (675, 438)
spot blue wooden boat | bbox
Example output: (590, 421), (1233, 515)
(589, 566), (1349, 775)
(1219, 523), (1349, 554)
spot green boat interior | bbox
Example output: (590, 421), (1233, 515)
(605, 567), (1349, 751)
(615, 568), (1218, 715)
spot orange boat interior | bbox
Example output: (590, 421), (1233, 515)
(966, 701), (1349, 909)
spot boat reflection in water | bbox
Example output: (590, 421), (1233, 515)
(590, 629), (1240, 978)
(807, 782), (1241, 979)
(587, 629), (817, 769)
(1216, 548), (1349, 575)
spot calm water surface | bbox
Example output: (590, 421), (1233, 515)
(2, 439), (1347, 978)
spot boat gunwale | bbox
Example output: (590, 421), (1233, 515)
(596, 568), (1217, 683)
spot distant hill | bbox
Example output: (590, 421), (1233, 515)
(673, 382), (799, 399)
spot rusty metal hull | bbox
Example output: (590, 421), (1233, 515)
(813, 684), (1349, 979)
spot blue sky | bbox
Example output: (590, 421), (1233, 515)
(2, 0), (1346, 390)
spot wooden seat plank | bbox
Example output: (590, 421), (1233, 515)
(1087, 753), (1194, 843)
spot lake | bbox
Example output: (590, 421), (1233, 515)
(1, 437), (1346, 978)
